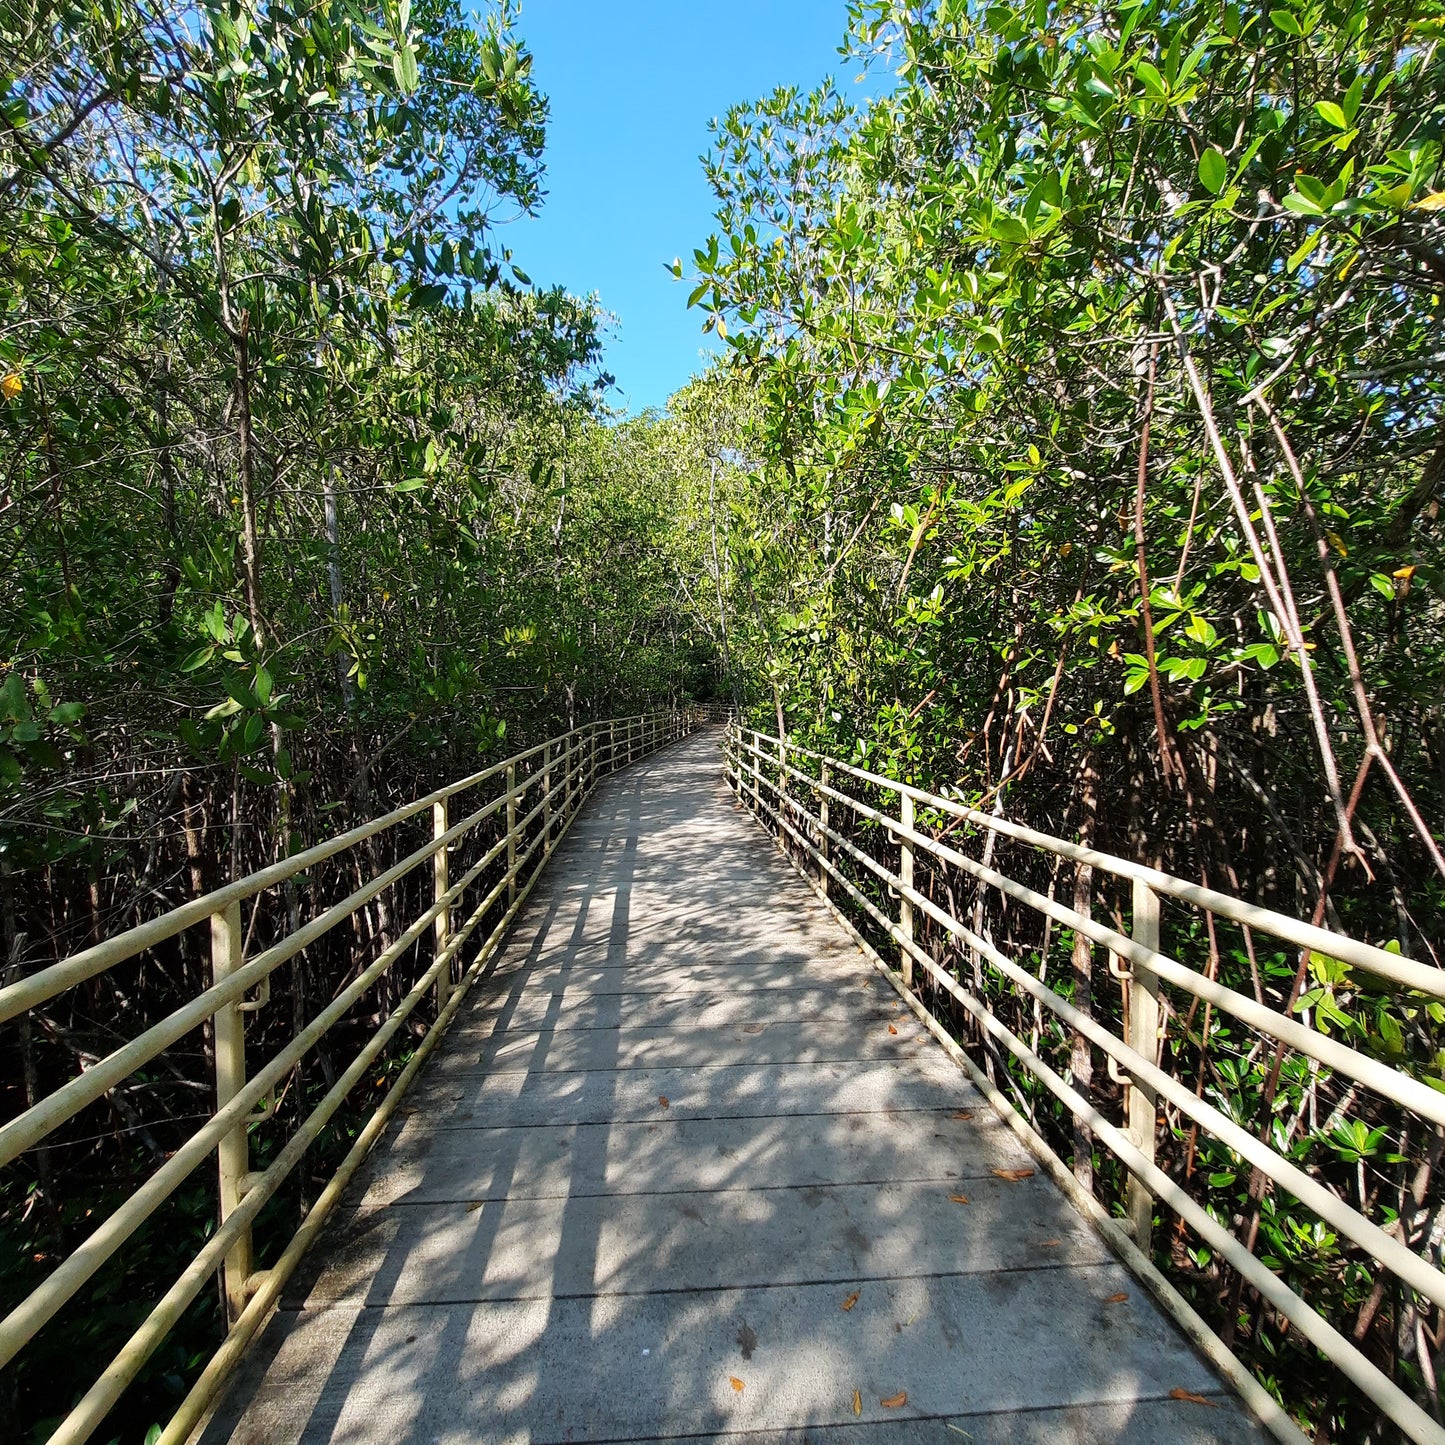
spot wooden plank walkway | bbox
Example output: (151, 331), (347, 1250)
(200, 727), (1265, 1444)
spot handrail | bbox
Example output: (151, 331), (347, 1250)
(725, 722), (1445, 1445)
(1, 706), (717, 1445)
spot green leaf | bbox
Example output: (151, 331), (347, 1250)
(1287, 227), (1324, 272)
(1314, 101), (1347, 130)
(1198, 148), (1227, 196)
(0, 672), (31, 723)
(1134, 60), (1166, 97)
(1370, 573), (1395, 599)
(180, 646), (215, 673)
(1269, 10), (1302, 36)
(393, 42), (419, 94)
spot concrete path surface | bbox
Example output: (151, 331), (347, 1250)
(200, 727), (1265, 1444)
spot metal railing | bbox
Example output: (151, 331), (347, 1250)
(726, 722), (1445, 1445)
(0, 707), (712, 1445)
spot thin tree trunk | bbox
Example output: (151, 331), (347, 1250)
(232, 309), (264, 649)
(1071, 748), (1100, 1193)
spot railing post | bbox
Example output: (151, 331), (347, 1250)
(211, 899), (252, 1327)
(433, 798), (451, 1010)
(899, 790), (915, 989)
(818, 761), (830, 900)
(751, 731), (761, 811)
(506, 762), (517, 903)
(1127, 877), (1161, 1251)
(542, 739), (553, 854)
(608, 719), (616, 775)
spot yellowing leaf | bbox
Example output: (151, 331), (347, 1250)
(729, 1376), (745, 1392)
(992, 1167), (1034, 1182)
(1170, 1387), (1219, 1407)
(881, 1391), (908, 1408)
(853, 1389), (862, 1417)
(1325, 530), (1348, 557)
(1413, 190), (1445, 212)
(841, 1290), (861, 1311)
(1393, 564), (1416, 580)
(1, 372), (22, 400)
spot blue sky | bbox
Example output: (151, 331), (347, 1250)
(498, 1), (860, 415)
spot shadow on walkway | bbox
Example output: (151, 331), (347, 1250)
(199, 728), (1265, 1445)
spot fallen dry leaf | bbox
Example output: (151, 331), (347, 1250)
(841, 1290), (861, 1312)
(1169, 1387), (1219, 1408)
(950, 1110), (974, 1121)
(1104, 1292), (1128, 1304)
(991, 1167), (1035, 1182)
(881, 1392), (908, 1409)
(658, 1095), (670, 1109)
(729, 1376), (745, 1393)
(887, 1024), (898, 1035)
(948, 1193), (971, 1205)
(465, 1201), (484, 1213)
(1039, 1237), (1061, 1247)
(852, 1389), (862, 1417)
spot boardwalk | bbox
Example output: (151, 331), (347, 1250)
(201, 728), (1264, 1444)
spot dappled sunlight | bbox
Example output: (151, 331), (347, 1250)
(200, 730), (1264, 1444)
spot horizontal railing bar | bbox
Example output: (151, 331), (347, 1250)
(4, 707), (699, 1445)
(942, 907), (1445, 1312)
(726, 744), (1444, 1445)
(0, 794), (495, 1168)
(737, 743), (1445, 1129)
(0, 722), (599, 1023)
(45, 823), (539, 1445)
(733, 755), (1305, 1445)
(0, 813), (522, 1364)
(915, 945), (1444, 1445)
(149, 742), (598, 1445)
(733, 729), (1444, 998)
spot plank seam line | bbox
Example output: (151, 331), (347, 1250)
(283, 1257), (1120, 1312)
(433, 1057), (932, 1075)
(368, 1171), (1032, 1204)
(423, 1057), (946, 1078)
(420, 1112), (1013, 1133)
(443, 1391), (1244, 1445)
(397, 1103), (1000, 1131)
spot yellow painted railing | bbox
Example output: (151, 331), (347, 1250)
(727, 722), (1445, 1445)
(0, 707), (717, 1445)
